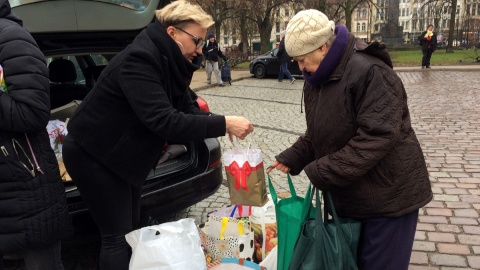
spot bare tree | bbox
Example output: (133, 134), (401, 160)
(243, 0), (294, 53)
(302, 0), (371, 31)
(193, 0), (237, 39)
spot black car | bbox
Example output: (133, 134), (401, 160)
(249, 47), (302, 79)
(12, 0), (223, 227)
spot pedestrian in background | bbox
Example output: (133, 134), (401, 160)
(0, 0), (67, 269)
(203, 32), (226, 86)
(276, 31), (295, 84)
(418, 24), (437, 69)
(267, 9), (432, 270)
(61, 1), (254, 270)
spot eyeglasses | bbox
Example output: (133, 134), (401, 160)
(175, 27), (205, 49)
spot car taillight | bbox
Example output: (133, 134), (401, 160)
(209, 159), (221, 169)
(196, 96), (210, 112)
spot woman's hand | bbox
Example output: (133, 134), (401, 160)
(266, 160), (290, 174)
(225, 116), (254, 142)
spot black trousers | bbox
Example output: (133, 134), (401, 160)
(63, 137), (141, 270)
(357, 209), (419, 270)
(422, 49), (434, 67)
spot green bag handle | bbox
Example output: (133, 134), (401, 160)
(267, 168), (296, 206)
(267, 169), (312, 209)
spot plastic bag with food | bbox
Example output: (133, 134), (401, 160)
(250, 195), (277, 263)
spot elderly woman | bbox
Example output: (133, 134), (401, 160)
(267, 9), (432, 270)
(62, 1), (253, 269)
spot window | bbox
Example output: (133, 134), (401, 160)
(224, 37), (228, 45)
(276, 22), (280, 33)
(362, 9), (367, 18)
(285, 8), (289, 17)
(402, 8), (405, 17)
(407, 8), (409, 16)
(357, 10), (361, 18)
(361, 23), (366, 31)
(357, 23), (361, 32)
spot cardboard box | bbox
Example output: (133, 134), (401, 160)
(50, 100), (81, 122)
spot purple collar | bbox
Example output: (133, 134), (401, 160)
(303, 25), (349, 87)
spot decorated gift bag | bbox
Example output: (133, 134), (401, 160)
(250, 195), (277, 263)
(223, 148), (268, 206)
(209, 205), (252, 219)
(210, 258), (267, 270)
(200, 216), (255, 261)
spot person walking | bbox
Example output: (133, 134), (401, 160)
(418, 24), (437, 68)
(61, 1), (254, 270)
(266, 9), (432, 270)
(203, 32), (226, 86)
(276, 31), (295, 84)
(0, 0), (68, 269)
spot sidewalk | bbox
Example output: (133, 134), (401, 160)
(190, 68), (252, 91)
(190, 64), (480, 91)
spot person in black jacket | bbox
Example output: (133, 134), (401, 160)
(61, 1), (254, 269)
(267, 9), (432, 270)
(276, 31), (295, 84)
(202, 33), (226, 86)
(418, 24), (437, 68)
(0, 0), (67, 269)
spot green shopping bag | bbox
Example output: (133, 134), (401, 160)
(267, 173), (312, 270)
(289, 189), (361, 270)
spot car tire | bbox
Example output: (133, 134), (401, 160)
(253, 64), (266, 79)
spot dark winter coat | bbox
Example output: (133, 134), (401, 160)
(418, 30), (437, 51)
(276, 34), (432, 220)
(202, 40), (225, 62)
(276, 37), (291, 62)
(66, 21), (226, 187)
(0, 0), (67, 253)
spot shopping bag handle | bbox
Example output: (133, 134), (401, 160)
(267, 170), (297, 205)
(219, 217), (245, 240)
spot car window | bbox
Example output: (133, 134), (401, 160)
(10, 0), (151, 10)
(271, 47), (279, 57)
(46, 56), (85, 85)
(91, 54), (109, 66)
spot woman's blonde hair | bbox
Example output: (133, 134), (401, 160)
(155, 1), (214, 29)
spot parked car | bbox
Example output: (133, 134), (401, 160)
(12, 0), (223, 229)
(249, 47), (302, 79)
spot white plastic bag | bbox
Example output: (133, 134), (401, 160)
(259, 245), (277, 270)
(125, 218), (206, 270)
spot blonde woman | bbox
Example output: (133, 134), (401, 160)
(62, 1), (253, 269)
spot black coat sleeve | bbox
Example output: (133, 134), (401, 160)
(0, 23), (50, 133)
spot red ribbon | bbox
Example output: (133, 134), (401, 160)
(225, 161), (263, 191)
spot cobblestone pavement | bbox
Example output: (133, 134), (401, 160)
(4, 69), (480, 269)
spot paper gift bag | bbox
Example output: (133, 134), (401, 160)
(223, 148), (268, 206)
(200, 216), (255, 261)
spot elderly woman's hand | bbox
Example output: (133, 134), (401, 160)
(225, 116), (254, 142)
(266, 160), (290, 174)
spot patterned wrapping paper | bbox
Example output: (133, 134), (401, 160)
(0, 64), (7, 93)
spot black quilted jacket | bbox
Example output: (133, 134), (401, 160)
(276, 34), (432, 220)
(0, 0), (67, 253)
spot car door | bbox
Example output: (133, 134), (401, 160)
(267, 47), (281, 75)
